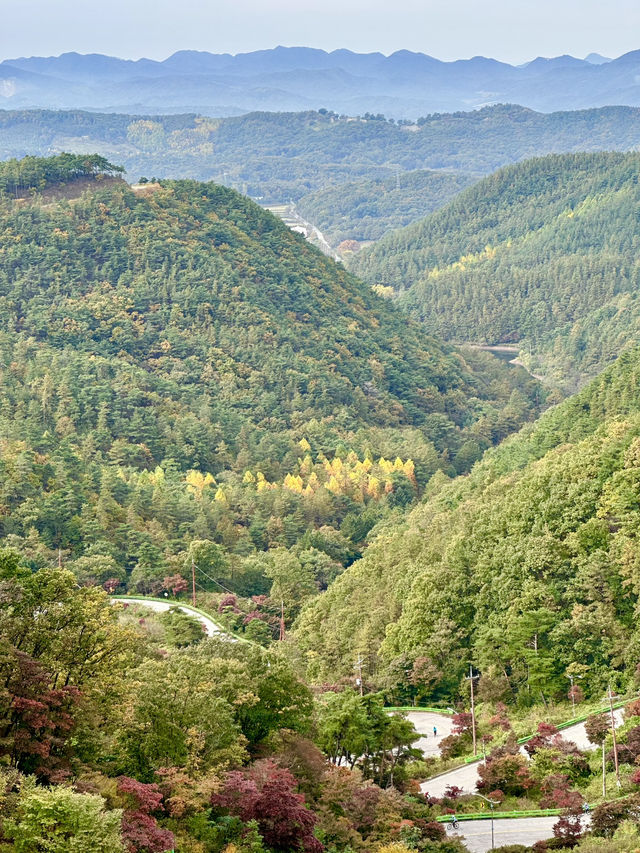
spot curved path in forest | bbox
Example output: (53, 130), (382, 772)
(419, 709), (626, 798)
(111, 596), (231, 639)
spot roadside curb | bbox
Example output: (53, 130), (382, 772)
(386, 706), (455, 715)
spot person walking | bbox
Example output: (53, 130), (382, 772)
(433, 726), (437, 737)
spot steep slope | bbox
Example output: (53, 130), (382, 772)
(296, 169), (477, 247)
(0, 155), (540, 587)
(350, 151), (640, 390)
(293, 348), (640, 701)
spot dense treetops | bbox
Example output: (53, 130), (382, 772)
(296, 169), (476, 247)
(0, 153), (123, 195)
(3, 105), (640, 204)
(293, 347), (640, 706)
(350, 151), (640, 389)
(0, 154), (541, 610)
(0, 551), (464, 853)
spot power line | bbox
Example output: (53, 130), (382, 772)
(192, 561), (236, 595)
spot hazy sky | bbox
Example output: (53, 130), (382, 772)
(1, 0), (638, 64)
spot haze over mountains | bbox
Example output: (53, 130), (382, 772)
(1, 46), (640, 117)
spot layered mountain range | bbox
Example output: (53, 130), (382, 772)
(1, 46), (639, 117)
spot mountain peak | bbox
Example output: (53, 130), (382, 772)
(584, 52), (612, 64)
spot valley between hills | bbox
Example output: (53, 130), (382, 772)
(2, 60), (640, 852)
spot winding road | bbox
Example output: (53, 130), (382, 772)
(112, 596), (230, 639)
(114, 603), (625, 851)
(417, 710), (625, 797)
(405, 711), (455, 758)
(406, 707), (609, 850)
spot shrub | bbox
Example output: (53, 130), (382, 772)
(591, 794), (640, 837)
(4, 786), (124, 852)
(477, 754), (533, 797)
(584, 714), (609, 746)
(552, 815), (582, 847)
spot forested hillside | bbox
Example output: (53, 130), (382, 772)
(296, 169), (476, 246)
(3, 105), (640, 204)
(294, 347), (640, 705)
(350, 151), (640, 389)
(0, 154), (541, 617)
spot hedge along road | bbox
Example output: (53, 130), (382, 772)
(111, 596), (236, 640)
(420, 708), (626, 798)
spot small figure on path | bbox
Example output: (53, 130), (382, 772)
(433, 726), (437, 737)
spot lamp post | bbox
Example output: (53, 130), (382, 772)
(568, 674), (575, 715)
(465, 665), (480, 755)
(566, 672), (583, 715)
(475, 793), (500, 850)
(607, 684), (621, 788)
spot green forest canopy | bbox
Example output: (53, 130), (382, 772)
(296, 169), (477, 247)
(0, 154), (541, 610)
(3, 104), (640, 203)
(294, 347), (640, 705)
(0, 152), (123, 195)
(350, 151), (640, 390)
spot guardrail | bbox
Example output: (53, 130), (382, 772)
(386, 706), (455, 715)
(436, 808), (564, 822)
(427, 696), (637, 770)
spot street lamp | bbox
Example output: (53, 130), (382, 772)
(475, 793), (500, 850)
(465, 665), (480, 755)
(566, 672), (583, 715)
(607, 684), (621, 788)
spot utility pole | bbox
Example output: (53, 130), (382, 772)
(354, 656), (364, 696)
(608, 683), (621, 787)
(490, 800), (495, 851)
(568, 674), (575, 715)
(466, 664), (478, 756)
(191, 557), (196, 608)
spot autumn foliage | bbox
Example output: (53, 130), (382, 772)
(212, 760), (322, 852)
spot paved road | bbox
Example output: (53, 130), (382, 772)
(421, 709), (626, 797)
(421, 759), (481, 798)
(561, 709), (624, 751)
(445, 816), (558, 852)
(112, 597), (226, 638)
(406, 711), (455, 758)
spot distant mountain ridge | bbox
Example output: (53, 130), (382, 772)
(1, 46), (640, 117)
(4, 105), (640, 206)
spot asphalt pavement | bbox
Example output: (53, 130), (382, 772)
(445, 816), (558, 852)
(405, 711), (455, 758)
(420, 709), (626, 797)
